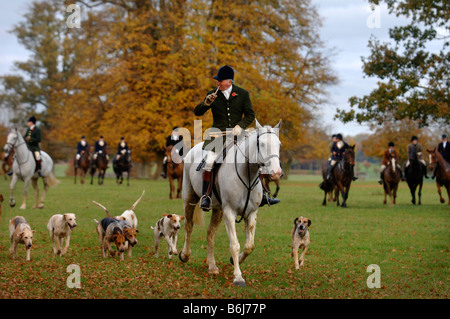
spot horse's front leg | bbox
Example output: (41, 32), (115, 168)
(20, 177), (32, 210)
(38, 176), (49, 208)
(341, 184), (351, 208)
(179, 195), (196, 263)
(31, 178), (39, 209)
(177, 175), (183, 198)
(9, 174), (18, 207)
(418, 182), (422, 205)
(436, 183), (445, 203)
(239, 211), (257, 264)
(169, 178), (174, 199)
(224, 208), (245, 287)
(206, 207), (223, 274)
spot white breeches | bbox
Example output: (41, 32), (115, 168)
(34, 151), (41, 161)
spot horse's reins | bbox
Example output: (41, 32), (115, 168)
(5, 133), (30, 180)
(232, 129), (280, 223)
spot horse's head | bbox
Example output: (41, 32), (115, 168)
(391, 157), (396, 172)
(4, 127), (20, 155)
(255, 119), (283, 181)
(427, 148), (436, 170)
(344, 144), (356, 166)
(165, 145), (173, 162)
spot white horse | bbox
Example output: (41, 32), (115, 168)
(179, 120), (282, 286)
(3, 128), (59, 209)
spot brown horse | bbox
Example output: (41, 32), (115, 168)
(427, 148), (450, 205)
(165, 145), (183, 199)
(90, 146), (110, 185)
(260, 174), (280, 198)
(321, 145), (356, 208)
(2, 148), (14, 180)
(381, 158), (402, 205)
(74, 146), (91, 184)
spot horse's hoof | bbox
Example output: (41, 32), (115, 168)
(38, 204), (44, 209)
(10, 201), (15, 208)
(441, 199), (445, 204)
(233, 280), (246, 287)
(208, 267), (219, 275)
(179, 253), (188, 263)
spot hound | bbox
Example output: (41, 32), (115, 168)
(113, 190), (144, 229)
(94, 217), (128, 260)
(93, 200), (139, 258)
(291, 216), (311, 270)
(47, 213), (77, 256)
(9, 216), (35, 261)
(151, 214), (184, 259)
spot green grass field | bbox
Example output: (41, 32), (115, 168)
(0, 173), (448, 299)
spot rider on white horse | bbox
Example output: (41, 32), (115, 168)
(194, 65), (279, 211)
(24, 116), (42, 177)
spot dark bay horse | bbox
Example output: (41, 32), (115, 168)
(321, 145), (356, 208)
(113, 148), (132, 186)
(405, 153), (423, 205)
(2, 148), (14, 180)
(427, 148), (450, 205)
(90, 146), (109, 185)
(166, 145), (183, 199)
(382, 158), (402, 205)
(74, 147), (91, 184)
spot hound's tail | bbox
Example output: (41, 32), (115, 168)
(93, 219), (100, 224)
(47, 172), (60, 188)
(93, 201), (111, 217)
(193, 200), (205, 226)
(130, 190), (145, 210)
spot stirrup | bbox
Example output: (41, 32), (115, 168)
(200, 195), (211, 211)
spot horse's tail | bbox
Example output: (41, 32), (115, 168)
(193, 201), (204, 226)
(47, 172), (60, 188)
(130, 190), (145, 210)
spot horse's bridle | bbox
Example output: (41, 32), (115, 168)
(5, 131), (29, 165)
(232, 128), (281, 223)
(235, 128), (281, 168)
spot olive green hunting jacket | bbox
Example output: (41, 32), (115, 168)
(194, 85), (255, 149)
(24, 126), (42, 152)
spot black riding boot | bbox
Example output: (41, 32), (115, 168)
(200, 171), (212, 211)
(326, 164), (333, 180)
(160, 162), (167, 178)
(378, 169), (385, 185)
(351, 165), (358, 181)
(36, 159), (42, 177)
(259, 193), (280, 207)
(422, 164), (429, 179)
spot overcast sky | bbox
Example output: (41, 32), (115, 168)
(0, 0), (415, 137)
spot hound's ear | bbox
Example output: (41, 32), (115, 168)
(162, 214), (168, 217)
(135, 229), (139, 233)
(274, 119), (282, 129)
(166, 214), (172, 219)
(255, 119), (262, 129)
(17, 232), (24, 237)
(293, 217), (299, 225)
(308, 219), (311, 227)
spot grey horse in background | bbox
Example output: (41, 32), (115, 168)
(179, 120), (282, 287)
(3, 128), (59, 209)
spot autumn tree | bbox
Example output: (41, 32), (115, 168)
(4, 0), (336, 175)
(336, 0), (449, 127)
